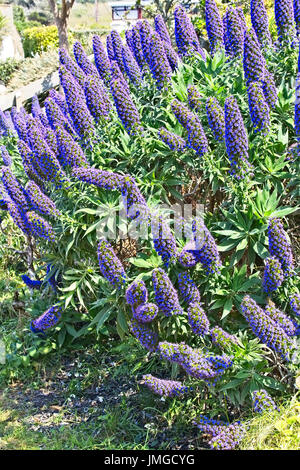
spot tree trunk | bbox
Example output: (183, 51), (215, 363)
(56, 17), (69, 51)
(48, 0), (75, 52)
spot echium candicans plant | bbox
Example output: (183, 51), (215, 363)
(1, 167), (28, 209)
(171, 99), (195, 128)
(26, 181), (61, 219)
(1, 146), (12, 166)
(290, 293), (300, 316)
(48, 89), (70, 120)
(205, 97), (225, 142)
(187, 85), (202, 113)
(152, 268), (183, 317)
(174, 4), (205, 58)
(177, 272), (201, 305)
(187, 303), (210, 336)
(142, 375), (188, 397)
(125, 29), (134, 51)
(268, 218), (294, 276)
(192, 218), (222, 275)
(186, 115), (209, 157)
(27, 211), (56, 242)
(210, 327), (238, 350)
(262, 70), (278, 109)
(193, 417), (246, 450)
(92, 35), (111, 85)
(84, 75), (111, 122)
(21, 275), (42, 290)
(294, 0), (300, 35)
(131, 24), (147, 71)
(265, 303), (297, 336)
(0, 109), (13, 136)
(263, 256), (284, 294)
(247, 81), (270, 134)
(134, 304), (159, 323)
(121, 175), (149, 221)
(31, 305), (62, 333)
(126, 279), (148, 313)
(17, 140), (45, 190)
(226, 7), (244, 57)
(240, 295), (296, 360)
(154, 14), (171, 44)
(163, 41), (179, 72)
(122, 45), (142, 87)
(7, 200), (31, 235)
(60, 69), (95, 143)
(252, 390), (278, 413)
(58, 48), (86, 87)
(250, 0), (272, 47)
(130, 319), (159, 352)
(97, 239), (126, 288)
(243, 28), (265, 84)
(72, 167), (124, 191)
(106, 34), (115, 61)
(110, 61), (130, 95)
(139, 20), (154, 68)
(110, 78), (143, 135)
(224, 96), (252, 179)
(205, 0), (224, 55)
(111, 30), (126, 73)
(73, 41), (98, 77)
(44, 97), (77, 138)
(274, 0), (296, 43)
(151, 215), (178, 267)
(158, 128), (186, 151)
(222, 12), (231, 55)
(148, 32), (172, 90)
(14, 112), (29, 144)
(31, 95), (48, 127)
(45, 127), (58, 156)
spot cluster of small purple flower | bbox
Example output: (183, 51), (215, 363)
(84, 75), (111, 122)
(193, 416), (246, 450)
(177, 271), (201, 305)
(192, 218), (222, 275)
(58, 48), (86, 87)
(154, 14), (171, 44)
(151, 215), (178, 267)
(274, 0), (296, 43)
(21, 274), (42, 290)
(290, 293), (300, 317)
(110, 78), (143, 135)
(148, 32), (172, 89)
(187, 85), (202, 113)
(210, 326), (239, 350)
(31, 305), (62, 332)
(142, 374), (188, 397)
(158, 127), (186, 151)
(97, 239), (126, 288)
(247, 81), (270, 134)
(250, 0), (272, 47)
(263, 256), (284, 294)
(268, 218), (294, 276)
(205, 97), (225, 142)
(174, 4), (205, 58)
(134, 303), (159, 323)
(130, 319), (159, 351)
(226, 7), (244, 57)
(122, 45), (142, 86)
(56, 126), (89, 168)
(92, 35), (111, 85)
(27, 211), (56, 242)
(187, 302), (210, 336)
(26, 181), (60, 219)
(265, 303), (297, 336)
(1, 166), (28, 209)
(243, 28), (265, 84)
(126, 279), (148, 313)
(73, 41), (98, 77)
(152, 268), (183, 317)
(72, 167), (123, 191)
(252, 389), (278, 413)
(205, 0), (224, 55)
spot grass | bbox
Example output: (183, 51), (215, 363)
(69, 1), (111, 30)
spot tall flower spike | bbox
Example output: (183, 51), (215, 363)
(72, 167), (124, 191)
(188, 303), (210, 336)
(224, 96), (251, 179)
(122, 45), (142, 86)
(121, 174), (149, 221)
(268, 218), (294, 276)
(48, 89), (70, 118)
(139, 20), (154, 67)
(250, 0), (272, 47)
(193, 417), (246, 450)
(126, 279), (148, 313)
(206, 97), (225, 142)
(148, 32), (172, 89)
(187, 85), (202, 113)
(275, 0), (296, 44)
(130, 319), (159, 352)
(1, 167), (28, 208)
(178, 272), (201, 305)
(84, 75), (111, 123)
(59, 48), (86, 87)
(110, 78), (143, 135)
(265, 303), (297, 336)
(17, 140), (45, 190)
(73, 41), (99, 77)
(27, 211), (56, 242)
(295, 73), (300, 138)
(178, 248), (198, 268)
(131, 24), (147, 70)
(171, 99), (195, 128)
(187, 115), (209, 157)
(26, 181), (61, 219)
(226, 7), (244, 57)
(163, 40), (179, 71)
(7, 201), (31, 235)
(205, 0), (224, 55)
(45, 97), (77, 137)
(174, 4), (205, 58)
(222, 12), (231, 55)
(106, 34), (115, 61)
(152, 268), (183, 317)
(97, 239), (126, 288)
(0, 109), (13, 136)
(290, 293), (300, 317)
(240, 295), (296, 360)
(44, 127), (58, 155)
(294, 0), (300, 35)
(151, 215), (178, 267)
(134, 303), (159, 323)
(110, 60), (130, 94)
(21, 274), (42, 290)
(125, 29), (134, 51)
(111, 30), (126, 73)
(192, 218), (222, 275)
(210, 326), (239, 350)
(154, 14), (171, 44)
(252, 390), (278, 413)
(262, 70), (277, 109)
(243, 28), (265, 84)
(263, 256), (284, 294)
(1, 146), (12, 166)
(93, 34), (111, 85)
(28, 126), (69, 187)
(60, 70), (95, 142)
(14, 113), (29, 144)
(4, 111), (15, 134)
(158, 127), (186, 151)
(31, 305), (62, 333)
(142, 374), (188, 397)
(247, 81), (270, 134)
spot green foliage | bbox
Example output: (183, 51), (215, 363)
(22, 25), (73, 57)
(0, 58), (22, 86)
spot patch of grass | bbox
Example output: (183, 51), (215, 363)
(69, 2), (111, 30)
(241, 395), (300, 450)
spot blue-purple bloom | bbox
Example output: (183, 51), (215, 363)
(250, 0), (272, 47)
(158, 127), (186, 151)
(247, 81), (270, 134)
(130, 319), (159, 351)
(151, 215), (178, 267)
(59, 48), (86, 87)
(31, 305), (62, 332)
(154, 14), (171, 44)
(148, 31), (172, 89)
(1, 166), (28, 209)
(97, 239), (126, 288)
(210, 326), (239, 350)
(192, 218), (222, 275)
(252, 389), (279, 413)
(93, 34), (111, 85)
(73, 41), (98, 77)
(133, 303), (158, 323)
(143, 374), (188, 397)
(152, 268), (183, 317)
(206, 97), (225, 142)
(262, 70), (278, 109)
(205, 0), (224, 54)
(84, 74), (111, 122)
(26, 181), (61, 219)
(263, 256), (284, 294)
(193, 416), (246, 450)
(226, 7), (244, 57)
(21, 274), (42, 290)
(122, 45), (142, 86)
(1, 146), (12, 166)
(126, 279), (148, 313)
(110, 78), (143, 135)
(265, 302), (297, 336)
(174, 4), (205, 58)
(178, 272), (201, 305)
(290, 293), (300, 316)
(275, 0), (296, 43)
(27, 211), (56, 242)
(243, 28), (265, 84)
(187, 85), (202, 113)
(268, 218), (294, 276)
(188, 302), (210, 336)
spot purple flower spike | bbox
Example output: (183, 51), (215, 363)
(7, 201), (31, 235)
(178, 249), (198, 268)
(205, 0), (224, 55)
(294, 0), (300, 36)
(110, 60), (130, 95)
(93, 35), (111, 85)
(110, 78), (143, 135)
(84, 75), (111, 122)
(290, 293), (300, 317)
(126, 279), (148, 312)
(206, 97), (225, 142)
(186, 115), (209, 157)
(178, 272), (201, 305)
(268, 218), (294, 276)
(139, 20), (154, 67)
(97, 239), (126, 288)
(22, 274), (42, 290)
(243, 28), (265, 84)
(27, 211), (56, 242)
(188, 302), (210, 336)
(72, 167), (124, 190)
(73, 41), (99, 77)
(134, 303), (158, 323)
(148, 32), (172, 89)
(48, 89), (69, 118)
(252, 389), (278, 413)
(122, 45), (142, 86)
(275, 0), (296, 44)
(171, 99), (195, 128)
(163, 40), (179, 71)
(131, 24), (147, 70)
(240, 295), (296, 360)
(45, 97), (77, 138)
(247, 81), (270, 134)
(1, 146), (12, 166)
(265, 302), (297, 336)
(130, 319), (159, 352)
(262, 70), (277, 109)
(152, 268), (183, 317)
(250, 0), (272, 47)
(263, 256), (284, 294)
(158, 127), (186, 151)
(31, 305), (62, 332)
(193, 417), (246, 450)
(210, 326), (239, 350)
(226, 7), (244, 57)
(1, 167), (28, 209)
(26, 181), (61, 219)
(143, 374), (188, 397)
(154, 14), (171, 44)
(59, 48), (86, 87)
(106, 34), (115, 61)
(192, 218), (222, 275)
(56, 126), (89, 169)
(151, 215), (178, 267)
(187, 85), (202, 113)
(174, 5), (205, 58)
(111, 30), (126, 73)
